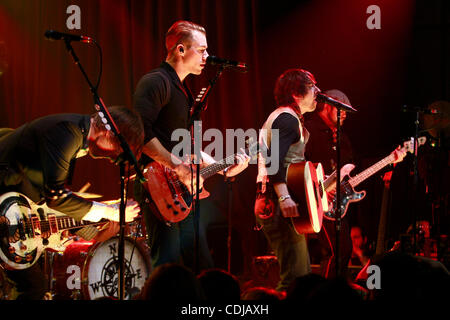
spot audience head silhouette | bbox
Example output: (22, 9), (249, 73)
(197, 268), (241, 301)
(139, 263), (204, 301)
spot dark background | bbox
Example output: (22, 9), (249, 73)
(0, 0), (448, 276)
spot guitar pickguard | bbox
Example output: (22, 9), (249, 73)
(0, 192), (106, 270)
(324, 175), (366, 220)
(0, 193), (41, 270)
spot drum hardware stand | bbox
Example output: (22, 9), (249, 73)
(188, 65), (225, 274)
(44, 250), (56, 298)
(48, 34), (146, 300)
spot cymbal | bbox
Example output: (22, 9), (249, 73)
(73, 192), (103, 199)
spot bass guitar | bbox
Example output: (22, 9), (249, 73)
(0, 192), (107, 270)
(323, 137), (426, 220)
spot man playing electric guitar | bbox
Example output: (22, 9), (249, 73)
(133, 21), (250, 272)
(0, 106), (144, 299)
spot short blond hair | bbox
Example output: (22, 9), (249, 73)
(165, 20), (206, 53)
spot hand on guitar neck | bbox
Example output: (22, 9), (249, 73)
(324, 145), (407, 194)
(322, 137), (426, 221)
(222, 149), (251, 177)
(173, 148), (250, 194)
(391, 145), (408, 164)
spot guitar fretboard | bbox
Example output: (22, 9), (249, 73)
(29, 215), (104, 234)
(56, 216), (103, 230)
(200, 154), (236, 179)
(323, 170), (337, 190)
(349, 153), (396, 187)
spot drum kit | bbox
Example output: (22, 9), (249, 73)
(49, 235), (150, 300)
(43, 192), (152, 301)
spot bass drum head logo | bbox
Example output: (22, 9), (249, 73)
(87, 238), (149, 300)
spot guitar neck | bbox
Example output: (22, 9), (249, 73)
(323, 170), (337, 190)
(56, 216), (105, 231)
(349, 153), (396, 187)
(200, 154), (236, 179)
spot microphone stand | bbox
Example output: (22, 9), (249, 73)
(411, 111), (420, 255)
(328, 101), (357, 278)
(188, 65), (225, 273)
(334, 110), (342, 278)
(402, 105), (429, 255)
(62, 39), (145, 300)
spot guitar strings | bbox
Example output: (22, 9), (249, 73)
(171, 154), (236, 189)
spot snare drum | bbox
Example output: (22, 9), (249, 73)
(52, 237), (151, 300)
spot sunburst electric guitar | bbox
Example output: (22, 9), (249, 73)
(142, 140), (258, 223)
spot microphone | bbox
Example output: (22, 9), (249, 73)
(402, 105), (441, 115)
(206, 56), (248, 72)
(44, 30), (93, 44)
(316, 93), (358, 113)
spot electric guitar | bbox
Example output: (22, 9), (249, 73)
(286, 161), (327, 234)
(0, 192), (107, 270)
(323, 137), (426, 220)
(142, 140), (258, 223)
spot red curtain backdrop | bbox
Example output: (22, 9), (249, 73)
(2, 0), (446, 274)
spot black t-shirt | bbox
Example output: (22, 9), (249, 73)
(133, 62), (194, 165)
(0, 114), (93, 220)
(267, 113), (301, 184)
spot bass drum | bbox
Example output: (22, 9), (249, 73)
(52, 237), (151, 300)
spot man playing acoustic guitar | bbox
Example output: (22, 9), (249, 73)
(254, 68), (321, 292)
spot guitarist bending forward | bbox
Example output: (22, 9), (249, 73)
(255, 68), (322, 293)
(0, 107), (144, 299)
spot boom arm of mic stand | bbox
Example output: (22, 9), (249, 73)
(188, 65), (225, 128)
(334, 111), (342, 278)
(63, 40), (146, 183)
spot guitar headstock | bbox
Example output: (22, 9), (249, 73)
(403, 136), (427, 153)
(245, 137), (260, 161)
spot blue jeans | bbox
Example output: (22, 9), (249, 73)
(134, 182), (213, 272)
